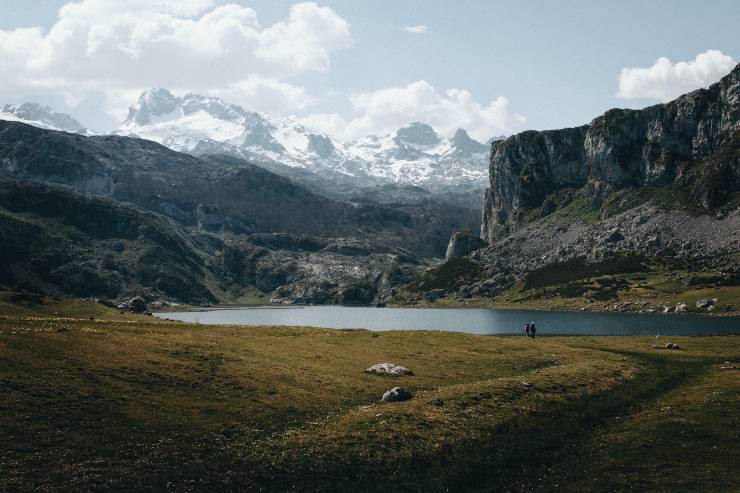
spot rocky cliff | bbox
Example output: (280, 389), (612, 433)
(482, 63), (740, 243)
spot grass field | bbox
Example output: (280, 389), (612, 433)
(0, 296), (738, 491)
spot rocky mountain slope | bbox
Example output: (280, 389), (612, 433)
(115, 88), (495, 202)
(0, 120), (477, 257)
(401, 64), (740, 312)
(0, 177), (420, 304)
(483, 63), (740, 243)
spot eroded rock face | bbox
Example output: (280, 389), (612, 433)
(218, 234), (421, 305)
(482, 63), (740, 243)
(445, 229), (486, 259)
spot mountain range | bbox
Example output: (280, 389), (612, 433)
(2, 89), (500, 207)
(116, 88), (497, 196)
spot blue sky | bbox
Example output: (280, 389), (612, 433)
(0, 0), (737, 138)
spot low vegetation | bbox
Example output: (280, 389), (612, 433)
(395, 257), (740, 315)
(0, 295), (738, 491)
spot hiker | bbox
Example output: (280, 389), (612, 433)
(529, 322), (536, 339)
(524, 323), (530, 337)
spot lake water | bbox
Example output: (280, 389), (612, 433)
(155, 306), (740, 336)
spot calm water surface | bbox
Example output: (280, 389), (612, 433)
(155, 306), (740, 336)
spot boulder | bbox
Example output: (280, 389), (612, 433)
(366, 363), (414, 376)
(674, 303), (688, 313)
(117, 296), (148, 313)
(381, 386), (412, 402)
(696, 298), (718, 310)
(445, 230), (485, 259)
(664, 342), (681, 350)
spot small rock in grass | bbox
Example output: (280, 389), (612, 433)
(696, 298), (716, 309)
(381, 387), (412, 402)
(366, 363), (414, 376)
(664, 342), (680, 350)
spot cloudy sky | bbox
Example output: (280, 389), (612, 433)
(0, 0), (738, 140)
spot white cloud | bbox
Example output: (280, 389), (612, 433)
(617, 50), (736, 101)
(217, 77), (315, 114)
(0, 1), (525, 141)
(297, 80), (526, 141)
(0, 1), (351, 122)
(403, 25), (427, 34)
(295, 112), (349, 138)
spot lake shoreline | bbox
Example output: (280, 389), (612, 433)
(153, 304), (740, 336)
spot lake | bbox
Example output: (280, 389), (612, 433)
(154, 306), (740, 336)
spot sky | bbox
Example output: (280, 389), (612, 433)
(0, 0), (738, 140)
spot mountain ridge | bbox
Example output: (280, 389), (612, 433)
(0, 119), (477, 257)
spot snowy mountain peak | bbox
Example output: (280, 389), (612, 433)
(0, 102), (90, 134)
(450, 128), (488, 157)
(395, 122), (440, 146)
(125, 88), (179, 126)
(180, 93), (250, 122)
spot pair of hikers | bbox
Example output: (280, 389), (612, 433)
(524, 321), (537, 339)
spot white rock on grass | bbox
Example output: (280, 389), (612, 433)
(381, 387), (412, 402)
(366, 363), (414, 376)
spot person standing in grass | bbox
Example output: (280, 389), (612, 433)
(524, 322), (531, 337)
(529, 322), (536, 339)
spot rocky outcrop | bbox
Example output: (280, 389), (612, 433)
(117, 296), (148, 313)
(445, 229), (486, 259)
(366, 363), (414, 376)
(483, 63), (740, 243)
(218, 235), (420, 305)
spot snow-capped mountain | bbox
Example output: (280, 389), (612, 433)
(0, 103), (91, 134)
(116, 88), (499, 193)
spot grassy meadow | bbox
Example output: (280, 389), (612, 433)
(0, 294), (738, 491)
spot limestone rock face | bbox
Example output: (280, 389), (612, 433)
(482, 63), (740, 243)
(445, 229), (485, 259)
